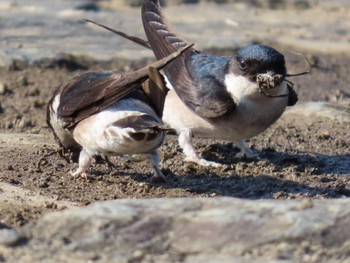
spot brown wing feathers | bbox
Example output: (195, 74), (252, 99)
(86, 1), (234, 119)
(56, 43), (193, 128)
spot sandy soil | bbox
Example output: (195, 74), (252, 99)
(0, 48), (349, 228)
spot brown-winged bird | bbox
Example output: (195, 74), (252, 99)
(47, 44), (192, 182)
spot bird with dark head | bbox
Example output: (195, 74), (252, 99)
(235, 44), (287, 80)
(47, 44), (193, 182)
(85, 0), (304, 167)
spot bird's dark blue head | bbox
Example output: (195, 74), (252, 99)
(235, 44), (286, 80)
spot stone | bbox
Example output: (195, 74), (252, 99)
(0, 229), (25, 247)
(1, 198), (350, 262)
(0, 81), (8, 95)
(283, 102), (350, 123)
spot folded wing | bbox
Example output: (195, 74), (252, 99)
(142, 0), (234, 118)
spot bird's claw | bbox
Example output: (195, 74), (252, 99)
(234, 151), (260, 160)
(185, 156), (222, 168)
(70, 171), (89, 180)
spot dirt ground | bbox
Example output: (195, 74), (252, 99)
(0, 48), (349, 228)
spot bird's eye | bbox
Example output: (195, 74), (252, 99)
(239, 60), (248, 70)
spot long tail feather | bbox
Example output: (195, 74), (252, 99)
(84, 19), (151, 49)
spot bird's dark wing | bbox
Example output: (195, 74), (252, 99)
(57, 43), (193, 128)
(57, 71), (131, 128)
(185, 53), (235, 116)
(142, 0), (234, 118)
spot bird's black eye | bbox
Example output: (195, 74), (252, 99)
(239, 59), (248, 70)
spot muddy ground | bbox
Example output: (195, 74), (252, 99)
(0, 47), (349, 229)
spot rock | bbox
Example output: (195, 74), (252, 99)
(0, 229), (25, 247)
(16, 117), (33, 129)
(0, 81), (8, 95)
(283, 102), (350, 123)
(1, 198), (350, 262)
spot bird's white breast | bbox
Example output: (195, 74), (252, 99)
(72, 98), (164, 156)
(223, 73), (289, 138)
(163, 73), (289, 140)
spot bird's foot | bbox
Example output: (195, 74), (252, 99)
(150, 170), (166, 184)
(70, 170), (89, 180)
(234, 150), (260, 160)
(70, 149), (93, 179)
(234, 140), (260, 160)
(150, 174), (166, 184)
(185, 156), (222, 168)
(146, 151), (166, 183)
(179, 129), (222, 167)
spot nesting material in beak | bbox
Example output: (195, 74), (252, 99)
(257, 73), (284, 90)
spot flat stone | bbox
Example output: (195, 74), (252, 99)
(1, 198), (350, 262)
(283, 102), (350, 123)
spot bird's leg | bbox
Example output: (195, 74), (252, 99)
(179, 129), (222, 167)
(234, 140), (259, 159)
(146, 150), (165, 183)
(70, 149), (93, 179)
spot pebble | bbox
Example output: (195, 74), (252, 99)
(25, 87), (40, 97)
(33, 99), (46, 108)
(4, 121), (13, 129)
(0, 81), (8, 95)
(18, 76), (29, 86)
(132, 250), (144, 259)
(0, 229), (24, 247)
(317, 131), (331, 140)
(17, 117), (33, 129)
